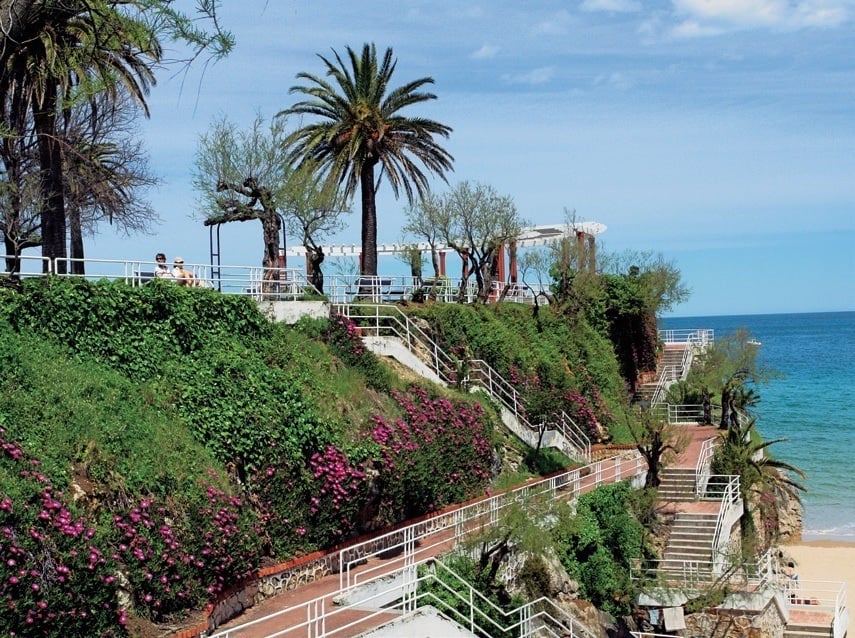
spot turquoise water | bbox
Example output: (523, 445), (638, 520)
(661, 312), (855, 541)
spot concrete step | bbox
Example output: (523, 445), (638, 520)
(783, 625), (833, 638)
(673, 513), (718, 523)
(668, 531), (715, 543)
(664, 546), (713, 559)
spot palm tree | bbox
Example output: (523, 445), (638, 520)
(712, 418), (806, 555)
(280, 43), (453, 276)
(0, 2), (160, 272)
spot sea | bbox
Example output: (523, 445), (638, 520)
(660, 311), (855, 543)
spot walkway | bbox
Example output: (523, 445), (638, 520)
(201, 451), (646, 638)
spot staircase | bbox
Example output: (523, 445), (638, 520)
(337, 303), (592, 461)
(784, 622), (834, 638)
(660, 512), (717, 578)
(657, 467), (697, 503)
(637, 344), (689, 405)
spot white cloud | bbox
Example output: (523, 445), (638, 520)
(501, 66), (556, 85)
(532, 10), (574, 35)
(580, 0), (642, 12)
(594, 71), (634, 90)
(471, 44), (500, 60)
(671, 0), (851, 34)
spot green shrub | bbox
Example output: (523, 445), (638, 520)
(553, 482), (647, 616)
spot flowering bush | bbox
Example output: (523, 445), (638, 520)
(507, 364), (614, 441)
(0, 428), (126, 636)
(111, 484), (262, 622)
(325, 314), (392, 391)
(369, 388), (495, 523)
(252, 445), (368, 556)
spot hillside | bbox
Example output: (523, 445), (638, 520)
(0, 278), (640, 636)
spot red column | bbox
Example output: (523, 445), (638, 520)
(439, 251), (447, 277)
(495, 243), (506, 282)
(587, 234), (596, 274)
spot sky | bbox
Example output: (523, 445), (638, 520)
(83, 0), (855, 317)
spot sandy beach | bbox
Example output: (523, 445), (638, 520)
(783, 541), (854, 631)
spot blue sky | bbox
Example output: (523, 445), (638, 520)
(84, 0), (855, 317)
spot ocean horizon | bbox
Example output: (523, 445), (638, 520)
(660, 310), (855, 543)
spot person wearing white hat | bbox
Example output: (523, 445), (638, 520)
(172, 257), (196, 286)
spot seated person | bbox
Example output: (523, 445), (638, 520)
(154, 253), (173, 279)
(172, 257), (197, 286)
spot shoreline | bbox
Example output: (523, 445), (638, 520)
(782, 541), (854, 632)
(789, 538), (855, 548)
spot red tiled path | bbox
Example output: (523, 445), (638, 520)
(204, 451), (650, 638)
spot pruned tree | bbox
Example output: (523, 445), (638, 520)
(195, 114), (288, 292)
(281, 166), (349, 294)
(194, 114), (348, 294)
(626, 409), (690, 488)
(402, 191), (445, 278)
(433, 181), (527, 303)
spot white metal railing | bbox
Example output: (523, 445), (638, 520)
(0, 253), (52, 276)
(334, 303), (592, 461)
(209, 555), (602, 638)
(557, 411), (592, 461)
(208, 451), (644, 638)
(695, 437), (718, 496)
(834, 581), (849, 638)
(652, 402), (705, 425)
(649, 329), (712, 409)
(3, 255), (559, 308)
(708, 475), (742, 573)
(658, 328), (715, 346)
(2, 255), (321, 300)
(336, 449), (645, 591)
(631, 548), (776, 592)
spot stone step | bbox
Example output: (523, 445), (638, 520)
(664, 545), (713, 558)
(668, 531), (715, 542)
(783, 626), (833, 638)
(673, 513), (718, 523)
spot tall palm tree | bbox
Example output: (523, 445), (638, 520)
(280, 43), (453, 276)
(0, 1), (160, 272)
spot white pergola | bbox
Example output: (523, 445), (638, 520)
(282, 221), (607, 257)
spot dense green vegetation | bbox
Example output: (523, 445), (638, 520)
(0, 261), (674, 635)
(408, 302), (633, 442)
(0, 279), (500, 634)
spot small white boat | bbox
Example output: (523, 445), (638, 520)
(747, 339), (762, 347)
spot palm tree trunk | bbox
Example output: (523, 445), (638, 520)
(68, 206), (85, 275)
(360, 162), (377, 276)
(33, 82), (67, 274)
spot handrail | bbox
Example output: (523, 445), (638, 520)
(834, 581), (849, 638)
(658, 328), (715, 345)
(208, 555), (602, 638)
(709, 475), (742, 573)
(334, 303), (592, 461)
(631, 548), (777, 591)
(558, 411), (592, 460)
(695, 437), (718, 496)
(203, 451), (645, 637)
(337, 449), (645, 591)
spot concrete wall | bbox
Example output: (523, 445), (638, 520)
(256, 300), (329, 324)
